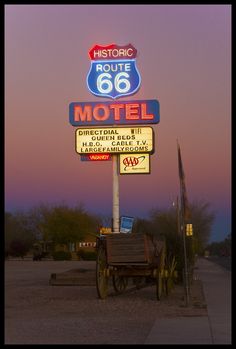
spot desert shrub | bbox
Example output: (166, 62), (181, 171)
(52, 250), (72, 261)
(9, 239), (29, 258)
(77, 250), (97, 260)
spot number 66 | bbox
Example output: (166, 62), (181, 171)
(97, 72), (131, 94)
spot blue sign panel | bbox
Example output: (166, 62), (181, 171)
(87, 59), (141, 99)
(120, 216), (134, 233)
(69, 99), (160, 126)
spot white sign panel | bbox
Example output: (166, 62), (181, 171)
(119, 153), (150, 174)
(75, 127), (154, 154)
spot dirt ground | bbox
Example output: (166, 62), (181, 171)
(4, 260), (207, 344)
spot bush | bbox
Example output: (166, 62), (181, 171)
(52, 250), (72, 261)
(77, 250), (97, 260)
(9, 239), (29, 258)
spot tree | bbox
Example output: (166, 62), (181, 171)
(25, 204), (50, 240)
(132, 218), (153, 235)
(38, 203), (101, 246)
(148, 207), (184, 274)
(9, 239), (29, 258)
(188, 200), (215, 254)
(133, 200), (215, 275)
(5, 211), (36, 258)
(206, 233), (231, 257)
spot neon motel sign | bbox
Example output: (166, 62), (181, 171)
(87, 43), (141, 99)
(69, 43), (160, 127)
(69, 100), (159, 126)
(69, 43), (160, 164)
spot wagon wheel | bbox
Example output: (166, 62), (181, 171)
(112, 273), (128, 294)
(96, 244), (108, 299)
(156, 271), (163, 300)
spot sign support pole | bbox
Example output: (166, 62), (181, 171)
(182, 221), (190, 306)
(112, 154), (120, 232)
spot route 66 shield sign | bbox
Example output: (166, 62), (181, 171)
(86, 44), (141, 99)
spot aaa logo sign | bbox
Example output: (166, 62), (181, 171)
(119, 153), (150, 174)
(87, 44), (141, 99)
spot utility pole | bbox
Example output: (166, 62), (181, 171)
(176, 195), (189, 305)
(112, 154), (120, 233)
(176, 196), (180, 236)
(182, 219), (190, 306)
(177, 140), (190, 306)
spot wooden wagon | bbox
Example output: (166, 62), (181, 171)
(95, 232), (167, 300)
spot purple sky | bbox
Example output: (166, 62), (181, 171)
(5, 5), (231, 241)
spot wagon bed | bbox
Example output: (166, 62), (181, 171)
(106, 233), (164, 265)
(96, 233), (166, 300)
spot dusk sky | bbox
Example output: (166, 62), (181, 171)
(5, 5), (231, 242)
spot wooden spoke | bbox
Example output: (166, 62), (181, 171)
(112, 274), (128, 293)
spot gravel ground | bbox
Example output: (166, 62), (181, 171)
(4, 260), (207, 345)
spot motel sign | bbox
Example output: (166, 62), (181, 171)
(87, 43), (141, 99)
(69, 43), (160, 232)
(69, 43), (160, 173)
(69, 99), (160, 126)
(75, 126), (154, 154)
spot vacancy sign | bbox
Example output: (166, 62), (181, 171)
(75, 127), (154, 154)
(80, 154), (112, 161)
(119, 153), (150, 174)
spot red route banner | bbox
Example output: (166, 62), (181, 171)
(88, 43), (137, 61)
